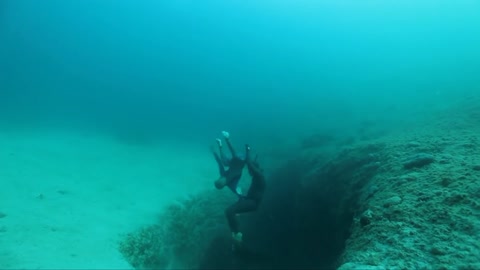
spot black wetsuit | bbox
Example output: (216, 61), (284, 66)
(225, 150), (266, 234)
(213, 138), (246, 195)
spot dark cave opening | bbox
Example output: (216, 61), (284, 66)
(198, 155), (363, 270)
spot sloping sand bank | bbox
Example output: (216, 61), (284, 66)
(0, 129), (215, 269)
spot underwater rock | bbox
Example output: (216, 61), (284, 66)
(440, 177), (454, 187)
(360, 209), (373, 227)
(402, 153), (435, 169)
(364, 184), (379, 200)
(338, 112), (480, 268)
(383, 196), (402, 207)
(0, 212), (6, 219)
(438, 154), (454, 164)
(430, 245), (448, 256)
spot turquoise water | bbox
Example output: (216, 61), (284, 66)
(1, 1), (480, 269)
(2, 0), (479, 143)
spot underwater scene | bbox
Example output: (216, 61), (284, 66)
(1, 0), (479, 269)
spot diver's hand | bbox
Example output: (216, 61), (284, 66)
(222, 131), (230, 139)
(215, 138), (222, 147)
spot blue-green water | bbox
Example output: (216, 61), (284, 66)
(1, 1), (480, 269)
(2, 0), (479, 144)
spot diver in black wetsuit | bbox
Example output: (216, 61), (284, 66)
(225, 144), (266, 246)
(212, 131), (246, 195)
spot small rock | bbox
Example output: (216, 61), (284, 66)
(403, 153), (435, 169)
(473, 165), (480, 171)
(0, 212), (6, 219)
(430, 245), (447, 256)
(360, 209), (373, 227)
(444, 193), (468, 206)
(384, 196), (402, 207)
(440, 177), (453, 187)
(438, 154), (454, 164)
(438, 160), (449, 164)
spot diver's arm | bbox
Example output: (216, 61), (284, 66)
(216, 138), (229, 166)
(245, 144), (251, 162)
(222, 131), (237, 158)
(245, 144), (263, 177)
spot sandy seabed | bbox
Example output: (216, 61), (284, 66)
(0, 129), (216, 269)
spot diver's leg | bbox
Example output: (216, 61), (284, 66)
(212, 150), (226, 177)
(232, 198), (258, 214)
(225, 202), (241, 234)
(225, 199), (258, 230)
(225, 198), (258, 246)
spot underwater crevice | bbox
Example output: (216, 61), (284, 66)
(198, 143), (384, 269)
